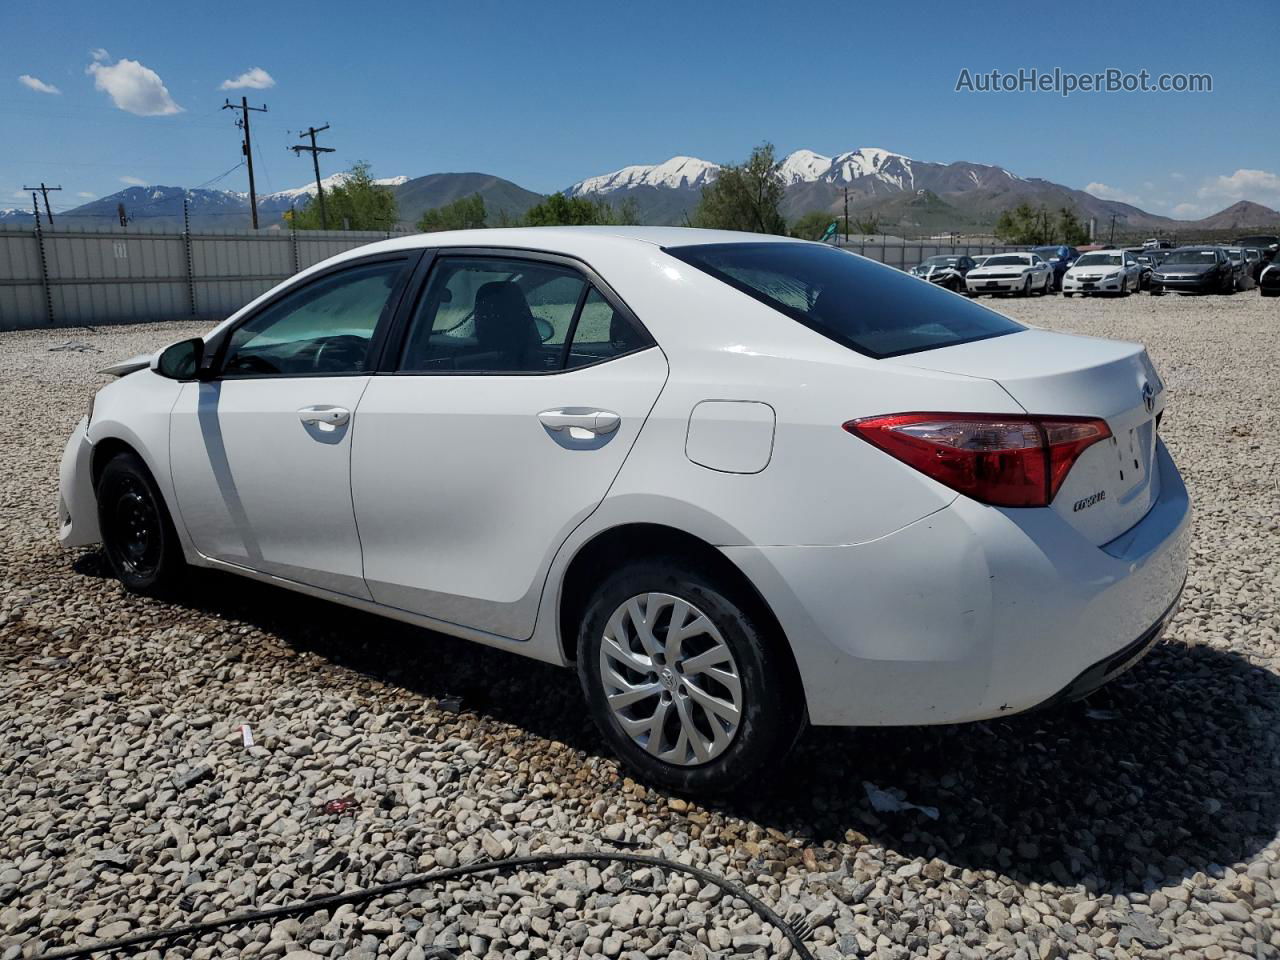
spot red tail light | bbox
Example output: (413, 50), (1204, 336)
(845, 413), (1111, 507)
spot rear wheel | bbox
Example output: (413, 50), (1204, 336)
(1063, 292), (1074, 298)
(1042, 273), (1053, 295)
(96, 452), (184, 594)
(576, 559), (804, 795)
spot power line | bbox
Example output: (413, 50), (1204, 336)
(22, 182), (61, 224)
(223, 97), (267, 229)
(289, 124), (334, 229)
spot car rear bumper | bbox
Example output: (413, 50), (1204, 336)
(723, 438), (1191, 727)
(58, 416), (100, 548)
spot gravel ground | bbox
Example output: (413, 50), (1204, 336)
(2, 291), (1279, 960)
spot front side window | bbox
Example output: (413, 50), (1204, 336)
(399, 256), (653, 373)
(222, 260), (409, 377)
(667, 242), (1023, 359)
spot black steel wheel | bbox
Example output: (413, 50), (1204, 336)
(97, 451), (184, 594)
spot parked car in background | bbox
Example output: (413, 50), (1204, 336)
(1131, 249), (1161, 290)
(1149, 246), (1235, 295)
(1235, 235), (1279, 262)
(1260, 259), (1280, 297)
(1142, 238), (1174, 250)
(970, 254), (992, 269)
(909, 254), (976, 291)
(965, 252), (1055, 297)
(56, 226), (1191, 793)
(1243, 247), (1266, 283)
(1031, 245), (1079, 290)
(1062, 250), (1142, 296)
(1225, 248), (1255, 291)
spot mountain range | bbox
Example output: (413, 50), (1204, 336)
(3, 146), (1277, 236)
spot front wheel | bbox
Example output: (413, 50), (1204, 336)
(1063, 292), (1074, 298)
(96, 452), (185, 594)
(576, 560), (805, 795)
(1019, 276), (1033, 297)
(1120, 276), (1129, 297)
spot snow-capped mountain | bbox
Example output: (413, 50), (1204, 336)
(261, 173), (409, 203)
(777, 149), (831, 186)
(566, 156), (721, 196)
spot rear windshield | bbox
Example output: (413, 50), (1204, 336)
(983, 255), (1031, 266)
(666, 242), (1024, 359)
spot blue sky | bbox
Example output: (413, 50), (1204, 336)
(3, 0), (1277, 218)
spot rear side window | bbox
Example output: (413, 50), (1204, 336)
(398, 256), (655, 374)
(666, 242), (1024, 359)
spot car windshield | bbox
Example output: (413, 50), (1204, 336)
(922, 256), (960, 267)
(1073, 253), (1122, 267)
(1226, 250), (1243, 261)
(665, 242), (1024, 359)
(982, 255), (1030, 266)
(1162, 250), (1218, 264)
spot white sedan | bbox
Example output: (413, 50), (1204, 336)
(1062, 250), (1143, 296)
(59, 227), (1190, 794)
(964, 252), (1055, 297)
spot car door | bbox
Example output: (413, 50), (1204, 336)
(351, 250), (668, 640)
(170, 253), (418, 598)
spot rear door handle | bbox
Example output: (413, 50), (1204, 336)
(298, 405), (351, 428)
(538, 408), (621, 436)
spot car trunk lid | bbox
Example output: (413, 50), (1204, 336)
(885, 329), (1165, 545)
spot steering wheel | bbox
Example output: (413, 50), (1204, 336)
(313, 335), (368, 372)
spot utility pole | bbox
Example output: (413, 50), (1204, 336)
(290, 124), (334, 229)
(23, 183), (61, 225)
(1108, 213), (1117, 246)
(223, 96), (267, 229)
(843, 187), (849, 243)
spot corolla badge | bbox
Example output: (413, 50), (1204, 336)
(1142, 381), (1155, 414)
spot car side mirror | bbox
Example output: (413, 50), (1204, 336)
(154, 337), (205, 380)
(534, 317), (554, 343)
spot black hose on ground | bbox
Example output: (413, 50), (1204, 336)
(32, 851), (815, 960)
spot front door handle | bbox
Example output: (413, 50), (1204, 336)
(538, 408), (621, 436)
(298, 405), (351, 428)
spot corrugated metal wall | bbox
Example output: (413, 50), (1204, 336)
(0, 225), (1029, 332)
(0, 224), (391, 331)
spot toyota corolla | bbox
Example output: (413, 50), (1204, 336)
(59, 227), (1190, 793)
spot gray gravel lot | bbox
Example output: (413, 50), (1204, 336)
(2, 291), (1279, 960)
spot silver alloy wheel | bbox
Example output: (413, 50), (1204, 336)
(598, 592), (743, 766)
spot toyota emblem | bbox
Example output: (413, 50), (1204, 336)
(1142, 381), (1155, 414)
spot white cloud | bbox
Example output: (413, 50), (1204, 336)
(90, 48), (109, 62)
(119, 175), (147, 186)
(77, 191), (96, 198)
(18, 74), (60, 95)
(1195, 168), (1280, 209)
(86, 54), (182, 116)
(1169, 172), (1185, 181)
(1171, 202), (1208, 219)
(1083, 181), (1142, 206)
(220, 67), (275, 90)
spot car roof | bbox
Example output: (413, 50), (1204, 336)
(339, 225), (807, 261)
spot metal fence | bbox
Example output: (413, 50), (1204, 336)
(833, 237), (1026, 269)
(0, 223), (393, 331)
(0, 224), (1029, 332)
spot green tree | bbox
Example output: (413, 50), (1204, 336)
(852, 212), (882, 235)
(1056, 206), (1090, 245)
(417, 193), (486, 232)
(287, 162), (398, 231)
(692, 142), (787, 234)
(994, 202), (1043, 244)
(523, 192), (618, 226)
(791, 210), (838, 241)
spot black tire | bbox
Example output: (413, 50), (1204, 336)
(576, 558), (805, 795)
(96, 451), (184, 594)
(1042, 273), (1053, 296)
(1063, 292), (1074, 298)
(1262, 288), (1279, 297)
(1120, 276), (1129, 297)
(1019, 276), (1033, 297)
